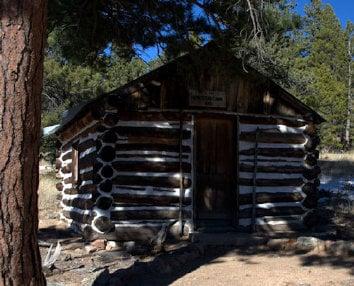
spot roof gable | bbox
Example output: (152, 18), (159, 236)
(56, 43), (324, 134)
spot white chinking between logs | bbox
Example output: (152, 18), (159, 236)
(90, 111), (194, 239)
(57, 119), (100, 237)
(237, 116), (320, 230)
(56, 110), (320, 238)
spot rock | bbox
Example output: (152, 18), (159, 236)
(91, 239), (106, 251)
(267, 239), (291, 250)
(326, 240), (354, 256)
(295, 237), (319, 252)
(85, 245), (97, 254)
(123, 241), (136, 253)
(84, 239), (107, 253)
(62, 242), (85, 251)
(105, 240), (122, 251)
(123, 241), (150, 255)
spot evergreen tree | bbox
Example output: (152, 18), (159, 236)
(290, 0), (349, 150)
(42, 55), (149, 127)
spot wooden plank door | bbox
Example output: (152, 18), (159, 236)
(195, 116), (237, 228)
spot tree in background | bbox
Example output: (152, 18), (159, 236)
(42, 54), (148, 127)
(344, 22), (353, 149)
(224, 0), (302, 86)
(44, 0), (352, 151)
(47, 0), (214, 63)
(288, 0), (350, 150)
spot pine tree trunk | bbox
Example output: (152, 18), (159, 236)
(345, 32), (352, 148)
(0, 1), (47, 285)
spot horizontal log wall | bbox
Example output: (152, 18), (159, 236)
(237, 115), (320, 232)
(57, 120), (100, 237)
(91, 111), (194, 239)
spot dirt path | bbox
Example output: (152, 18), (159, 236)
(168, 252), (353, 286)
(129, 246), (353, 286)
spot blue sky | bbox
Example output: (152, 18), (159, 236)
(295, 0), (353, 26)
(136, 0), (353, 62)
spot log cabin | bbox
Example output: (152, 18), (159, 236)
(55, 43), (324, 241)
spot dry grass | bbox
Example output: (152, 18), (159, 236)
(38, 172), (61, 220)
(319, 150), (354, 177)
(320, 149), (354, 162)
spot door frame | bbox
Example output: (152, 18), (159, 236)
(192, 113), (239, 230)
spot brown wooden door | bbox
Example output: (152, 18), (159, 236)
(195, 116), (236, 228)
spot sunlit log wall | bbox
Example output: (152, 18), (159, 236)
(55, 111), (101, 237)
(56, 110), (320, 239)
(237, 115), (320, 232)
(91, 111), (194, 240)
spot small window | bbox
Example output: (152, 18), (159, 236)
(72, 142), (80, 185)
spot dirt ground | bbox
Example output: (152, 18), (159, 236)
(37, 160), (353, 286)
(165, 251), (353, 286)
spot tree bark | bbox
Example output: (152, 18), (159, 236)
(0, 1), (47, 285)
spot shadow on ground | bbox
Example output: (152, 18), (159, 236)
(93, 239), (354, 286)
(38, 225), (80, 243)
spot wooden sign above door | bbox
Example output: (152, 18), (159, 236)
(189, 89), (226, 108)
